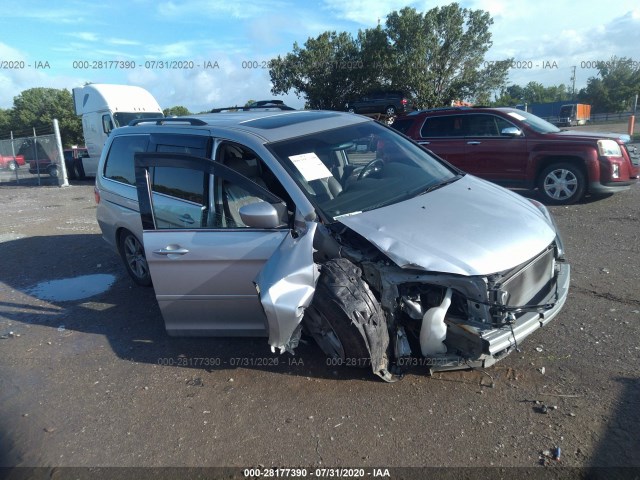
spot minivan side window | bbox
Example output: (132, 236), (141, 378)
(151, 167), (206, 204)
(103, 135), (150, 185)
(149, 166), (208, 229)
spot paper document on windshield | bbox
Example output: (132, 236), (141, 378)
(289, 153), (333, 181)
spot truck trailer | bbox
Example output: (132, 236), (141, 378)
(557, 103), (591, 127)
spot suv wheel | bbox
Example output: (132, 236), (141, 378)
(7, 160), (18, 171)
(48, 164), (59, 178)
(118, 230), (152, 286)
(304, 259), (382, 368)
(385, 105), (396, 116)
(538, 162), (585, 205)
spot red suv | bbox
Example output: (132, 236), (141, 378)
(392, 107), (639, 204)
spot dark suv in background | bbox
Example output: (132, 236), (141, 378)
(393, 107), (639, 205)
(346, 91), (408, 116)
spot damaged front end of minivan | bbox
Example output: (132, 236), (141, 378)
(255, 181), (570, 383)
(305, 227), (569, 382)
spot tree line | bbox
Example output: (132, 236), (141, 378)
(493, 57), (639, 113)
(268, 4), (511, 110)
(269, 3), (639, 114)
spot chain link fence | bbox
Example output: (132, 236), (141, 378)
(0, 123), (68, 186)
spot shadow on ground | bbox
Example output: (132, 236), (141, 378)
(0, 234), (373, 382)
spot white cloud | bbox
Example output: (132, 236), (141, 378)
(75, 32), (99, 42)
(156, 0), (288, 20)
(107, 38), (141, 46)
(146, 41), (195, 59)
(322, 0), (411, 25)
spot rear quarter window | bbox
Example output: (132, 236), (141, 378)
(103, 135), (150, 185)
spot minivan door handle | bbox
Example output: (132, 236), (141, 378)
(153, 246), (190, 256)
(418, 141), (430, 145)
(467, 141), (482, 145)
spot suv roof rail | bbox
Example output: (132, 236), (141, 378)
(407, 106), (474, 115)
(210, 105), (295, 113)
(128, 117), (209, 126)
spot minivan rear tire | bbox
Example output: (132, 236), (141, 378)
(118, 230), (152, 286)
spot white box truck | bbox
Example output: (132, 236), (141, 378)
(72, 84), (163, 175)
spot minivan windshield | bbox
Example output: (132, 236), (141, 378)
(268, 122), (458, 222)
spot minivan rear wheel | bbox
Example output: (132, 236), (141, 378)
(118, 230), (152, 286)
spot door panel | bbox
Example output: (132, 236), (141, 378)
(417, 115), (467, 168)
(143, 229), (288, 336)
(134, 151), (293, 337)
(464, 138), (528, 185)
(462, 114), (528, 185)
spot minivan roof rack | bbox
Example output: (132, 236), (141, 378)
(128, 117), (208, 126)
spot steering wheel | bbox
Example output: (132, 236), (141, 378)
(357, 158), (384, 180)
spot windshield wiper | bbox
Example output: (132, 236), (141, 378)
(419, 174), (463, 195)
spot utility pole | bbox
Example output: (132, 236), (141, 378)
(570, 66), (576, 99)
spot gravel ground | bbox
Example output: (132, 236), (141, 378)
(0, 174), (639, 478)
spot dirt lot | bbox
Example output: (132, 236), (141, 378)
(0, 173), (639, 478)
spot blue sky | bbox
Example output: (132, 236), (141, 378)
(1, 0), (639, 111)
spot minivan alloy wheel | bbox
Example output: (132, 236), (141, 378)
(119, 231), (152, 286)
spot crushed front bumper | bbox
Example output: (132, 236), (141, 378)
(428, 262), (570, 373)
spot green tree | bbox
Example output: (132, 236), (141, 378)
(0, 108), (11, 135)
(11, 88), (82, 146)
(493, 84), (526, 106)
(163, 106), (191, 116)
(269, 4), (508, 109)
(493, 82), (571, 106)
(578, 56), (640, 113)
(269, 31), (361, 110)
(385, 5), (509, 108)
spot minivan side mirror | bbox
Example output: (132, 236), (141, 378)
(501, 127), (523, 137)
(239, 201), (287, 229)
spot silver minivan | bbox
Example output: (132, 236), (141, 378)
(95, 110), (570, 381)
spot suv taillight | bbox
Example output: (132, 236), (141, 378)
(402, 99), (408, 105)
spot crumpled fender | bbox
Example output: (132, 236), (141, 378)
(255, 222), (319, 353)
